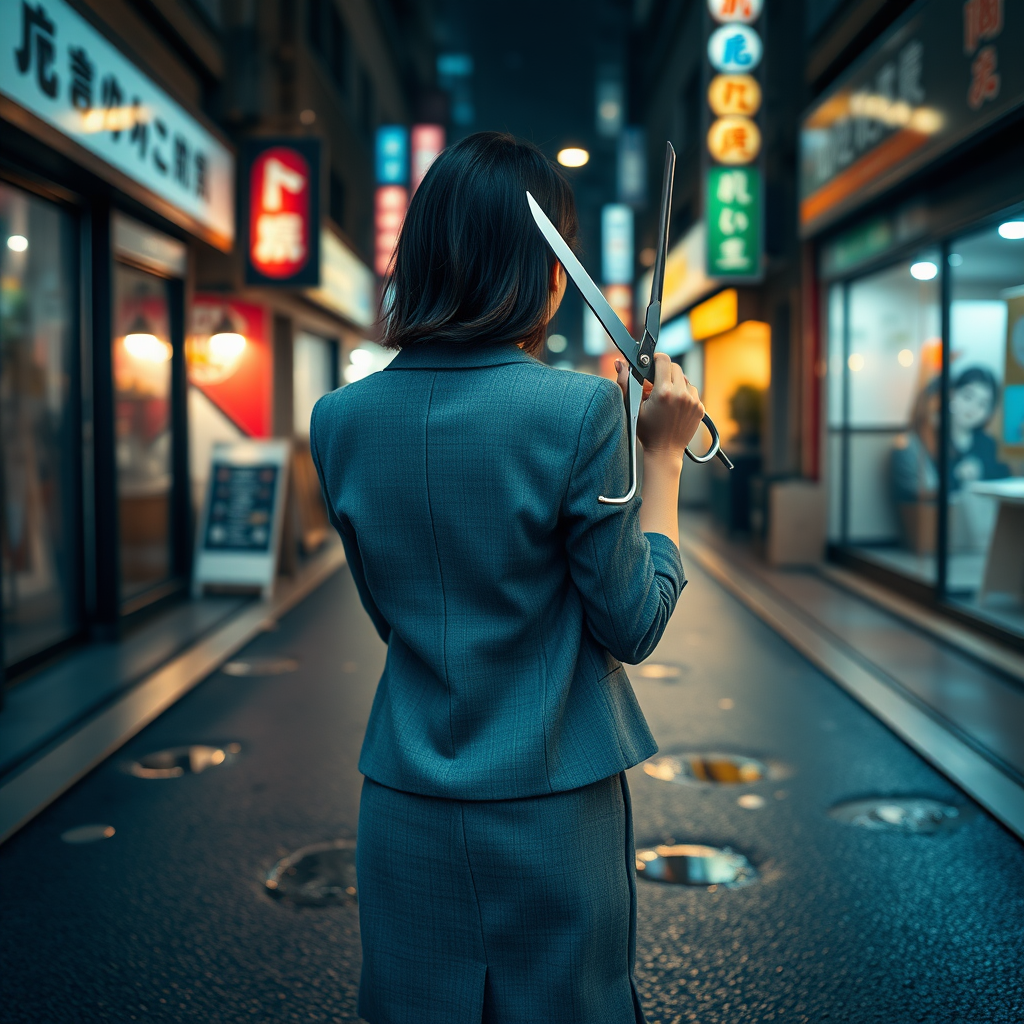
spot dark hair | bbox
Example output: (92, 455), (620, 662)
(952, 365), (999, 401)
(380, 131), (579, 355)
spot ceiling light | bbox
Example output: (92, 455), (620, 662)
(998, 221), (1024, 240)
(557, 147), (589, 168)
(6, 235), (28, 252)
(910, 261), (938, 280)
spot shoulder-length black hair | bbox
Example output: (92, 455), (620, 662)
(380, 131), (579, 356)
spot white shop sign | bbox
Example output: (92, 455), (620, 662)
(193, 441), (291, 600)
(0, 0), (234, 248)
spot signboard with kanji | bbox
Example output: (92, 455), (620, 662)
(0, 0), (234, 249)
(243, 138), (321, 288)
(703, 0), (765, 281)
(799, 0), (1024, 237)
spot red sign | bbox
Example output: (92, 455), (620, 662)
(188, 297), (272, 437)
(375, 185), (408, 276)
(411, 124), (445, 192)
(248, 146), (312, 280)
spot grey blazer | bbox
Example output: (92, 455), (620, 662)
(311, 341), (685, 801)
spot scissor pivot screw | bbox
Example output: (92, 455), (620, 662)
(640, 354), (650, 366)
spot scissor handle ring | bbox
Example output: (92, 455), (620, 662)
(684, 413), (722, 465)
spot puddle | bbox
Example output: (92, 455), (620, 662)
(644, 752), (772, 785)
(223, 657), (299, 677)
(265, 840), (358, 906)
(828, 797), (975, 834)
(130, 743), (240, 779)
(635, 844), (757, 888)
(61, 824), (115, 844)
(635, 663), (686, 681)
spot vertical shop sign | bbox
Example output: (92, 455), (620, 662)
(411, 124), (445, 192)
(376, 125), (409, 185)
(602, 204), (634, 285)
(375, 185), (408, 276)
(243, 138), (321, 287)
(703, 0), (765, 280)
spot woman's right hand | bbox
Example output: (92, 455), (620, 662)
(616, 352), (705, 463)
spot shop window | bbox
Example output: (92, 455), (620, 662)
(113, 265), (173, 602)
(827, 252), (941, 583)
(944, 218), (1024, 630)
(0, 183), (80, 668)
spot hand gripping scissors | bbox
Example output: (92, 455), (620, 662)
(526, 141), (734, 504)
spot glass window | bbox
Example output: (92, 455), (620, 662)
(0, 183), (80, 667)
(944, 217), (1024, 632)
(113, 264), (173, 602)
(827, 251), (942, 583)
(293, 331), (336, 437)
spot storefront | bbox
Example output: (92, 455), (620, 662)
(0, 0), (234, 678)
(801, 0), (1024, 640)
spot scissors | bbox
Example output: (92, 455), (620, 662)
(527, 141), (734, 504)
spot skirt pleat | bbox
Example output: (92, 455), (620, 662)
(356, 773), (646, 1024)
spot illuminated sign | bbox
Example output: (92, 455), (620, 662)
(703, 0), (765, 280)
(375, 185), (408, 276)
(798, 0), (1023, 237)
(601, 204), (634, 285)
(376, 125), (408, 185)
(411, 124), (445, 192)
(306, 228), (376, 328)
(0, 0), (234, 249)
(689, 288), (738, 340)
(243, 138), (321, 287)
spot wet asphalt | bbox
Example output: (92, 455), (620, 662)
(1, 556), (1022, 1023)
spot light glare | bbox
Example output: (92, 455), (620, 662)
(910, 261), (938, 280)
(209, 332), (247, 362)
(547, 334), (568, 353)
(897, 349), (914, 367)
(125, 333), (172, 362)
(6, 235), (28, 252)
(998, 221), (1024, 240)
(848, 353), (865, 372)
(557, 147), (590, 168)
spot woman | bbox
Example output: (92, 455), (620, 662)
(311, 132), (704, 1024)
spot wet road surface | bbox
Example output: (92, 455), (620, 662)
(2, 556), (1022, 1023)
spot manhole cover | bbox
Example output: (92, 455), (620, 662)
(61, 824), (115, 844)
(130, 743), (240, 778)
(644, 752), (770, 785)
(636, 663), (686, 681)
(829, 797), (975, 834)
(266, 840), (357, 906)
(636, 844), (757, 888)
(223, 657), (299, 677)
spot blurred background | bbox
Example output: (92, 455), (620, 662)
(2, 3), (1024, 1021)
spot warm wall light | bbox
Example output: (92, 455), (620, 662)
(125, 333), (172, 362)
(897, 349), (914, 367)
(690, 289), (738, 341)
(6, 235), (28, 252)
(998, 221), (1024, 240)
(848, 353), (865, 372)
(209, 331), (247, 362)
(910, 261), (938, 280)
(557, 147), (590, 168)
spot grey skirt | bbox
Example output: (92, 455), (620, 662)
(356, 772), (646, 1024)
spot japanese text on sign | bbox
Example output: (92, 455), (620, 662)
(707, 167), (761, 276)
(2, 0), (234, 247)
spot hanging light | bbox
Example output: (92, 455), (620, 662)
(186, 308), (247, 385)
(124, 313), (172, 362)
(209, 311), (247, 362)
(557, 147), (590, 168)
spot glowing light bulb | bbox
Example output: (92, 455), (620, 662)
(6, 235), (28, 252)
(910, 261), (938, 280)
(209, 331), (246, 362)
(557, 147), (589, 168)
(898, 349), (914, 367)
(125, 333), (172, 362)
(848, 353), (865, 372)
(998, 221), (1024, 240)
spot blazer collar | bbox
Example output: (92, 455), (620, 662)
(384, 341), (538, 371)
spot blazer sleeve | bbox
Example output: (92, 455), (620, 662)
(562, 379), (686, 664)
(310, 396), (392, 645)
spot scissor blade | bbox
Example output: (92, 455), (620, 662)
(526, 191), (641, 373)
